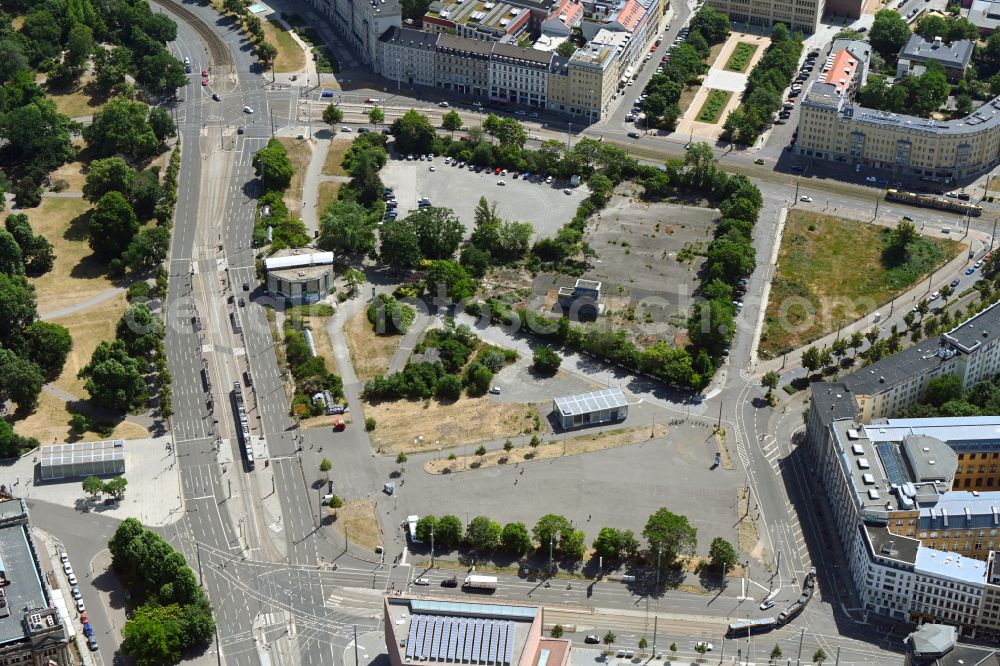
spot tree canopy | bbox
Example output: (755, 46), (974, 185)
(252, 138), (294, 191)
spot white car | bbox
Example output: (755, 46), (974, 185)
(799, 195), (812, 202)
(444, 157), (452, 164)
(71, 587), (82, 600)
(759, 599), (775, 610)
(438, 101), (450, 107)
(564, 188), (572, 194)
(695, 642), (713, 652)
(429, 165), (436, 171)
(497, 180), (506, 186)
(414, 578), (431, 585)
(76, 599), (86, 613)
(865, 176), (877, 182)
(243, 106), (254, 114)
(489, 386), (501, 394)
(60, 552), (69, 563)
(545, 175), (553, 184)
(67, 573), (78, 585)
(63, 562), (73, 575)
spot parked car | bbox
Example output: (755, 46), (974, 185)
(865, 176), (877, 182)
(627, 131), (641, 139)
(966, 267), (976, 275)
(76, 599), (86, 613)
(67, 573), (77, 585)
(441, 577), (459, 587)
(414, 578), (431, 586)
(71, 587), (82, 600)
(243, 106), (254, 114)
(950, 279), (961, 288)
(584, 635), (601, 644)
(800, 195), (813, 202)
(63, 562), (73, 575)
(760, 599), (775, 610)
(87, 637), (99, 652)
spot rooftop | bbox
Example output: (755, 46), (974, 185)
(969, 0), (1000, 31)
(0, 499), (55, 646)
(380, 26), (440, 50)
(492, 41), (553, 66)
(39, 439), (125, 470)
(867, 523), (920, 565)
(831, 419), (898, 514)
(810, 382), (861, 429)
(263, 248), (335, 271)
(900, 34), (974, 71)
(901, 435), (957, 483)
(437, 32), (495, 56)
(864, 416), (1000, 454)
(919, 491), (1000, 531)
(906, 624), (957, 660)
(385, 596), (540, 666)
(824, 48), (860, 96)
(553, 388), (627, 416)
(608, 0), (644, 30)
(915, 546), (988, 585)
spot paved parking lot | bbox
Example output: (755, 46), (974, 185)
(381, 157), (589, 240)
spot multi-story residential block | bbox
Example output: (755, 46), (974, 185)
(897, 34), (974, 82)
(490, 42), (553, 107)
(540, 0), (585, 36)
(436, 33), (493, 96)
(548, 29), (622, 119)
(0, 497), (73, 666)
(379, 27), (439, 87)
(312, 0), (402, 68)
(798, 35), (1000, 180)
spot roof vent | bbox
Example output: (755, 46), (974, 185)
(879, 376), (885, 383)
(298, 271), (306, 277)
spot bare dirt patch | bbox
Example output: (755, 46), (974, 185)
(344, 309), (397, 381)
(366, 397), (541, 454)
(424, 423), (668, 473)
(328, 499), (382, 550)
(28, 197), (116, 313)
(262, 18), (306, 73)
(49, 292), (129, 399)
(276, 137), (314, 219)
(49, 161), (87, 193)
(14, 389), (148, 444)
(737, 489), (769, 569)
(323, 139), (351, 177)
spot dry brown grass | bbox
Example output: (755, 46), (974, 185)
(302, 316), (336, 372)
(678, 85), (701, 115)
(424, 423), (667, 473)
(49, 292), (129, 399)
(366, 397), (541, 454)
(49, 161), (87, 192)
(262, 18), (306, 73)
(706, 40), (727, 67)
(276, 137), (314, 219)
(28, 197), (116, 314)
(45, 73), (108, 118)
(328, 499), (382, 550)
(344, 309), (397, 381)
(737, 489), (766, 566)
(317, 181), (342, 214)
(322, 139), (351, 177)
(14, 390), (147, 445)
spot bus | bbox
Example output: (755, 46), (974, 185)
(885, 189), (982, 216)
(231, 382), (255, 471)
(726, 618), (776, 637)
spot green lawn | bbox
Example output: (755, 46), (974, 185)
(724, 42), (758, 73)
(760, 211), (962, 356)
(695, 89), (732, 123)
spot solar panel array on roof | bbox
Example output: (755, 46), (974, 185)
(405, 615), (516, 664)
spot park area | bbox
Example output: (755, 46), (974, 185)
(759, 211), (963, 356)
(695, 89), (732, 123)
(724, 42), (758, 73)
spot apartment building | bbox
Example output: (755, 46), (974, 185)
(491, 42), (553, 107)
(435, 33), (493, 96)
(423, 0), (533, 41)
(897, 34), (974, 82)
(826, 302), (1000, 422)
(379, 27), (439, 87)
(314, 0), (402, 67)
(798, 36), (1000, 181)
(0, 498), (73, 666)
(548, 29), (622, 119)
(540, 0), (585, 36)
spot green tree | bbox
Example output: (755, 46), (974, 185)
(603, 631), (616, 652)
(65, 21), (95, 70)
(435, 373), (463, 401)
(0, 228), (24, 275)
(466, 516), (502, 551)
(441, 110), (463, 138)
(463, 361), (493, 396)
(252, 138), (294, 191)
(551, 625), (565, 638)
(122, 226), (171, 272)
(870, 9), (912, 60)
(925, 374), (964, 407)
(391, 110), (437, 154)
(22, 321), (72, 381)
(368, 106), (384, 127)
(425, 260), (476, 301)
(555, 41), (576, 57)
(760, 370), (780, 395)
(436, 515), (463, 548)
(501, 521), (532, 554)
(79, 339), (148, 411)
(4, 214), (53, 276)
(115, 302), (162, 357)
(104, 475), (128, 498)
(84, 157), (137, 203)
(136, 52), (187, 96)
(0, 273), (37, 348)
(592, 527), (638, 561)
(0, 98), (77, 174)
(122, 602), (186, 666)
(322, 103), (344, 126)
(831, 337), (849, 362)
(395, 452), (408, 473)
(318, 200), (377, 256)
(83, 475), (104, 498)
(689, 6), (730, 43)
(532, 346), (561, 375)
(813, 648), (828, 664)
(319, 457), (332, 474)
(328, 494), (344, 509)
(0, 350), (43, 412)
(801, 346), (821, 374)
(708, 536), (738, 572)
(93, 47), (133, 94)
(415, 515), (438, 543)
(642, 507), (697, 562)
(770, 645), (782, 663)
(410, 207), (465, 259)
(638, 637), (648, 655)
(84, 96), (158, 161)
(379, 219), (422, 268)
(90, 190), (139, 261)
(148, 106), (176, 143)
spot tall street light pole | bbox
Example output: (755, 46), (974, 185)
(549, 536), (554, 575)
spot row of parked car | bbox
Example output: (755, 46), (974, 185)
(60, 551), (98, 652)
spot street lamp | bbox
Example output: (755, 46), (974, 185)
(655, 545), (661, 589)
(548, 536), (554, 576)
(431, 522), (435, 566)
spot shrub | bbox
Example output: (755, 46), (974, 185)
(365, 417), (377, 431)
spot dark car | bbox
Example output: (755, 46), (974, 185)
(627, 131), (641, 139)
(441, 577), (459, 587)
(237, 126), (245, 134)
(87, 637), (99, 652)
(950, 279), (961, 288)
(212, 93), (221, 101)
(83, 623), (94, 638)
(358, 127), (369, 133)
(584, 635), (600, 644)
(243, 283), (250, 291)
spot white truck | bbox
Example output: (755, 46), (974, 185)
(462, 574), (498, 591)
